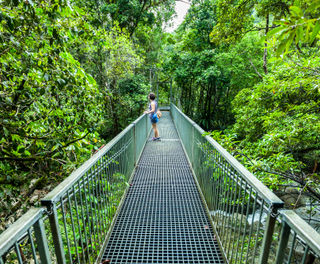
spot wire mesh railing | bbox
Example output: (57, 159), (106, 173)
(171, 103), (320, 264)
(0, 113), (151, 264)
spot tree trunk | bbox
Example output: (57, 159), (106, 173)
(263, 13), (269, 74)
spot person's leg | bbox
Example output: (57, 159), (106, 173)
(155, 124), (159, 138)
(152, 123), (159, 138)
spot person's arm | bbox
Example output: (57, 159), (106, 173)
(144, 102), (156, 114)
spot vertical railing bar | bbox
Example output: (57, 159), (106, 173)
(213, 150), (222, 231)
(47, 203), (66, 264)
(101, 156), (110, 229)
(234, 181), (247, 262)
(83, 171), (94, 259)
(221, 162), (233, 251)
(211, 149), (219, 213)
(133, 123), (137, 166)
(14, 243), (23, 264)
(216, 152), (225, 235)
(301, 245), (309, 264)
(209, 164), (216, 212)
(97, 158), (107, 235)
(245, 193), (258, 264)
(258, 202), (278, 264)
(230, 173), (244, 263)
(226, 168), (239, 260)
(94, 158), (104, 237)
(223, 164), (233, 252)
(275, 221), (291, 264)
(287, 232), (297, 264)
(107, 163), (112, 227)
(239, 185), (252, 263)
(77, 180), (91, 264)
(252, 199), (265, 264)
(92, 162), (102, 249)
(98, 157), (108, 233)
(72, 185), (86, 263)
(67, 190), (80, 263)
(218, 158), (228, 245)
(33, 218), (51, 264)
(28, 228), (38, 264)
(97, 158), (107, 236)
(58, 198), (71, 262)
(0, 256), (4, 264)
(214, 149), (221, 213)
(87, 167), (97, 257)
(225, 167), (236, 259)
(92, 162), (102, 246)
(191, 125), (194, 168)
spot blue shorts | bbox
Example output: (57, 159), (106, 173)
(150, 113), (158, 124)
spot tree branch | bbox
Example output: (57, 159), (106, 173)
(248, 58), (263, 79)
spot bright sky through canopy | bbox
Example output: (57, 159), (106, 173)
(165, 0), (190, 33)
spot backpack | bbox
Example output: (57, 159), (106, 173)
(156, 110), (162, 119)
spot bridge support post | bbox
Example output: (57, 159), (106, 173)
(34, 218), (52, 264)
(47, 203), (66, 264)
(258, 207), (278, 264)
(274, 220), (290, 264)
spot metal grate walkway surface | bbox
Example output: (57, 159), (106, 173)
(102, 111), (224, 263)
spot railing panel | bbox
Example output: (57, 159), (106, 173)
(41, 125), (135, 263)
(0, 208), (52, 264)
(170, 103), (320, 264)
(275, 210), (320, 264)
(0, 113), (150, 264)
(133, 115), (150, 164)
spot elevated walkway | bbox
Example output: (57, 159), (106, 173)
(102, 112), (224, 263)
(1, 105), (320, 264)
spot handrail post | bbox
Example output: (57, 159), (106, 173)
(46, 202), (66, 264)
(146, 114), (148, 139)
(170, 78), (172, 104)
(133, 123), (136, 166)
(275, 220), (291, 264)
(34, 218), (51, 264)
(258, 205), (279, 264)
(191, 125), (195, 167)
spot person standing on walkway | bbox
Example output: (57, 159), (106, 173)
(144, 92), (160, 141)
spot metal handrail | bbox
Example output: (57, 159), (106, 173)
(282, 210), (320, 256)
(41, 124), (135, 205)
(170, 103), (320, 264)
(0, 208), (51, 264)
(171, 103), (283, 206)
(275, 210), (320, 263)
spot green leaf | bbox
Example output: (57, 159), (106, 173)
(3, 127), (9, 137)
(290, 6), (303, 17)
(267, 26), (286, 38)
(296, 26), (303, 44)
(310, 21), (320, 43)
(12, 134), (21, 142)
(276, 40), (287, 56)
(306, 1), (320, 13)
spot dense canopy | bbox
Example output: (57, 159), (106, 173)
(1, 0), (320, 231)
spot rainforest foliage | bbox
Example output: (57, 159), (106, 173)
(0, 0), (174, 223)
(1, 0), (320, 225)
(164, 0), (320, 202)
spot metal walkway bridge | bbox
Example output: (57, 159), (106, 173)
(1, 105), (320, 264)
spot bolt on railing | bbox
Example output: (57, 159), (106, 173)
(171, 103), (320, 264)
(0, 113), (151, 264)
